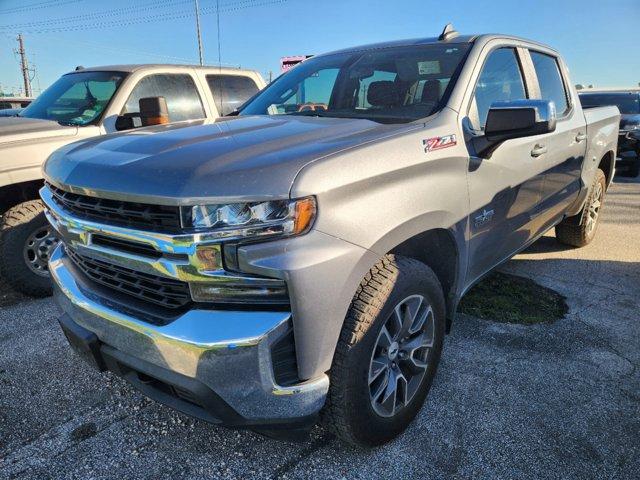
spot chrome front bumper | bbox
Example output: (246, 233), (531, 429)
(49, 245), (329, 423)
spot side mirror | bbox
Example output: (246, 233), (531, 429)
(139, 96), (169, 127)
(475, 100), (557, 158)
(115, 114), (141, 131)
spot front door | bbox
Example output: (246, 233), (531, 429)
(464, 47), (549, 283)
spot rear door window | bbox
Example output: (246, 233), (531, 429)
(470, 48), (528, 130)
(123, 74), (205, 122)
(530, 51), (569, 115)
(206, 74), (259, 116)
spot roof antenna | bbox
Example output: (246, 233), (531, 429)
(439, 23), (459, 41)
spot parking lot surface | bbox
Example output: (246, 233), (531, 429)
(0, 178), (638, 480)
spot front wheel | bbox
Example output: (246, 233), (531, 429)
(323, 255), (446, 447)
(555, 168), (606, 248)
(0, 200), (57, 297)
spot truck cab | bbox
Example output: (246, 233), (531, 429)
(0, 64), (265, 296)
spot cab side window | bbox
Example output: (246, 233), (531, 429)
(206, 74), (259, 116)
(123, 74), (205, 122)
(530, 51), (569, 115)
(469, 48), (527, 130)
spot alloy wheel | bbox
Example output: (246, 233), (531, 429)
(585, 181), (603, 236)
(368, 294), (435, 417)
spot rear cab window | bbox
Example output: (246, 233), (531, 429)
(529, 51), (570, 116)
(469, 47), (528, 130)
(206, 74), (260, 116)
(123, 73), (205, 122)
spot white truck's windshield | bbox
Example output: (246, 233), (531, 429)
(20, 71), (126, 126)
(240, 43), (471, 123)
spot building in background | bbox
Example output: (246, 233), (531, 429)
(280, 55), (313, 73)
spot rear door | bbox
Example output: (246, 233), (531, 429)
(120, 73), (206, 123)
(464, 46), (549, 283)
(525, 50), (586, 228)
(205, 74), (260, 116)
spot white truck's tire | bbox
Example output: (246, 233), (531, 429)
(0, 200), (56, 297)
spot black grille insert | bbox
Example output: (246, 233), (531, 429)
(48, 183), (181, 231)
(91, 234), (161, 259)
(66, 247), (191, 309)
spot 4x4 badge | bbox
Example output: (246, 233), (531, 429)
(474, 208), (495, 227)
(423, 134), (457, 153)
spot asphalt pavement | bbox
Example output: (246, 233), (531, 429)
(0, 177), (638, 479)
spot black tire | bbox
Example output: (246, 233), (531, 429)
(323, 254), (446, 447)
(0, 200), (54, 297)
(555, 168), (606, 248)
(630, 162), (640, 178)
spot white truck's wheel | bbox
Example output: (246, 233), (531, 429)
(0, 200), (56, 296)
(323, 254), (446, 447)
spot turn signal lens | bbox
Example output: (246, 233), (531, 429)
(293, 197), (316, 235)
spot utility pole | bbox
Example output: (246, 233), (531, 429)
(194, 0), (204, 65)
(16, 34), (32, 98)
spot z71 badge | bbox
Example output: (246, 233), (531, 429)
(423, 134), (457, 153)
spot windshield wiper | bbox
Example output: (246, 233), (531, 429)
(286, 110), (333, 117)
(288, 109), (412, 124)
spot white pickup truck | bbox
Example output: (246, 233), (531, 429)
(0, 64), (265, 295)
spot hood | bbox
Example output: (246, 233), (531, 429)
(44, 115), (409, 204)
(0, 116), (78, 145)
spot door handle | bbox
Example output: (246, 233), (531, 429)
(531, 144), (547, 157)
(575, 133), (587, 143)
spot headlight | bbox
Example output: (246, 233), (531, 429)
(183, 196), (316, 238)
(625, 123), (639, 131)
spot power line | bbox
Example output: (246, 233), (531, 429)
(5, 0), (291, 35)
(0, 0), (84, 15)
(0, 0), (192, 30)
(0, 0), (287, 32)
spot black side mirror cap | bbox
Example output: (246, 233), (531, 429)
(474, 100), (557, 158)
(115, 114), (142, 131)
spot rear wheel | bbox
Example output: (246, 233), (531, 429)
(0, 200), (57, 296)
(555, 168), (606, 248)
(323, 255), (446, 447)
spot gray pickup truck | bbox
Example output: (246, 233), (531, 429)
(41, 26), (619, 446)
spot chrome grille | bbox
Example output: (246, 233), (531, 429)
(66, 247), (191, 309)
(47, 183), (181, 231)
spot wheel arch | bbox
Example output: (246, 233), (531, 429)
(598, 150), (615, 189)
(388, 228), (462, 333)
(0, 180), (44, 215)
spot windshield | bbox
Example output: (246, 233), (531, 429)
(20, 71), (126, 126)
(579, 93), (640, 114)
(240, 43), (471, 123)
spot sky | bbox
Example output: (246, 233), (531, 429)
(0, 0), (639, 96)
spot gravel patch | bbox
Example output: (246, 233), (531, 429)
(0, 180), (638, 479)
